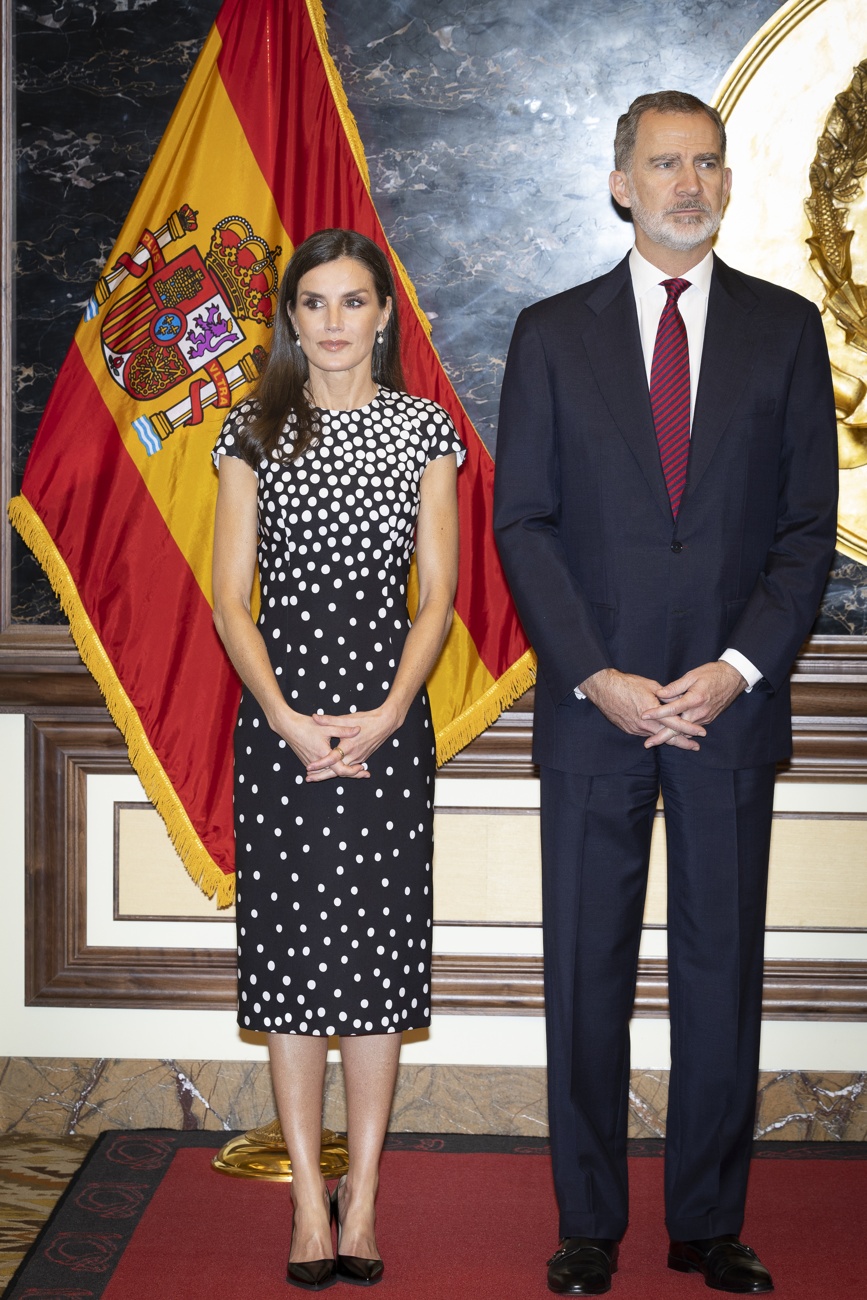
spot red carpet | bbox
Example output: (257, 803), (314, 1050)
(99, 1148), (862, 1299)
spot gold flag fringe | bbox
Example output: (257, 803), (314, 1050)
(307, 0), (370, 190)
(434, 649), (536, 767)
(7, 493), (236, 908)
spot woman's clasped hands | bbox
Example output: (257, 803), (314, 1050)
(303, 704), (402, 781)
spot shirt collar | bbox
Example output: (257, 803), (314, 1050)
(628, 245), (714, 299)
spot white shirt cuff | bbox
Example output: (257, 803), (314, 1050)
(719, 648), (762, 692)
(574, 686), (586, 700)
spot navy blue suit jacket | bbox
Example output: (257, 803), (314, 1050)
(493, 253), (839, 774)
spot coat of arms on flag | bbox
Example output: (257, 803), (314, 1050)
(92, 210), (278, 451)
(8, 0), (534, 908)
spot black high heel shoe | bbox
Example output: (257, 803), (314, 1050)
(286, 1206), (337, 1291)
(330, 1181), (385, 1287)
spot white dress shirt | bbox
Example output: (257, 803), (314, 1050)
(574, 246), (762, 698)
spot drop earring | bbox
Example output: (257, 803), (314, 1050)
(376, 330), (384, 345)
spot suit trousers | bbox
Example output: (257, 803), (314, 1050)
(540, 749), (776, 1242)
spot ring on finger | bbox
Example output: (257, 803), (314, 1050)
(334, 746), (345, 760)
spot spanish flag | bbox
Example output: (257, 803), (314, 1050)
(8, 0), (533, 907)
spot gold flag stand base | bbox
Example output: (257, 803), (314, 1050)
(212, 1118), (349, 1182)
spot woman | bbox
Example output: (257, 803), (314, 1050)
(212, 228), (462, 1290)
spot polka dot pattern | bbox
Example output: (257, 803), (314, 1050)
(213, 390), (464, 1036)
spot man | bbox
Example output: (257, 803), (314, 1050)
(493, 91), (838, 1295)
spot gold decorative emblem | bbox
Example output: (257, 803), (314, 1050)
(712, 0), (867, 564)
(805, 59), (867, 468)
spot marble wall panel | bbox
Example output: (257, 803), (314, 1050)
(11, 0), (866, 629)
(755, 1070), (867, 1141)
(2, 1058), (865, 1141)
(0, 1056), (275, 1135)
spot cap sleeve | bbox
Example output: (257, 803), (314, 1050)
(212, 403), (252, 470)
(426, 406), (466, 469)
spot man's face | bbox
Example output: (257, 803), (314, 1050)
(609, 109), (732, 258)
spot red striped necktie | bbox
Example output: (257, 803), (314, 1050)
(649, 277), (691, 518)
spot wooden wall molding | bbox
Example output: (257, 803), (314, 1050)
(24, 714), (867, 1018)
(5, 665), (867, 782)
(24, 715), (233, 1010)
(432, 954), (867, 1020)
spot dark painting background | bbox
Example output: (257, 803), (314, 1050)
(11, 0), (865, 632)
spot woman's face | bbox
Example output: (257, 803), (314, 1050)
(290, 256), (391, 383)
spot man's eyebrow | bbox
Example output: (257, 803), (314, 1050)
(645, 150), (722, 164)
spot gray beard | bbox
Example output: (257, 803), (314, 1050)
(628, 190), (722, 252)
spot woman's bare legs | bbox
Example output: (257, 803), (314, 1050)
(336, 1032), (402, 1259)
(269, 1030), (402, 1262)
(269, 1034), (332, 1262)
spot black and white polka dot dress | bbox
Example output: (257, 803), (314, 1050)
(213, 390), (464, 1037)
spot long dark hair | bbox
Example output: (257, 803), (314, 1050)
(235, 229), (406, 465)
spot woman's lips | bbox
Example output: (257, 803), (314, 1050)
(319, 339), (350, 351)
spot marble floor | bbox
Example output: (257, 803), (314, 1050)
(0, 1134), (94, 1291)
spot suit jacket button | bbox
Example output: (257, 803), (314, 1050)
(670, 540), (683, 553)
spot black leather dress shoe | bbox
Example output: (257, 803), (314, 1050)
(335, 1253), (384, 1286)
(329, 1183), (384, 1286)
(547, 1237), (619, 1294)
(668, 1236), (773, 1293)
(285, 1257), (337, 1291)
